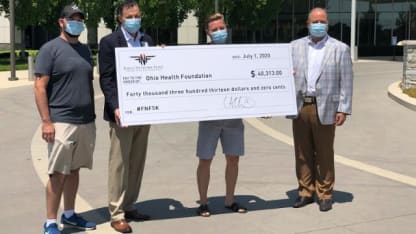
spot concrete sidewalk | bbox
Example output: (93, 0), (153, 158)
(0, 68), (100, 89)
(0, 70), (33, 89)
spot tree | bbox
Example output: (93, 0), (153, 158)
(0, 0), (52, 50)
(191, 0), (214, 43)
(101, 0), (118, 31)
(224, 0), (282, 42)
(140, 0), (195, 44)
(80, 0), (115, 48)
(99, 0), (195, 44)
(0, 0), (286, 47)
(0, 0), (114, 48)
(0, 0), (48, 30)
(193, 0), (283, 43)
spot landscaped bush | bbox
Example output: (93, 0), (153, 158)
(403, 88), (416, 98)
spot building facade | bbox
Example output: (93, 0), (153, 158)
(270, 0), (416, 56)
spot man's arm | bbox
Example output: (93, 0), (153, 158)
(99, 37), (118, 112)
(336, 44), (354, 126)
(99, 36), (127, 126)
(34, 75), (55, 142)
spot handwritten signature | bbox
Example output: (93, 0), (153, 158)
(223, 96), (256, 109)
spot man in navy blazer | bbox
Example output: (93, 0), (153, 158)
(98, 0), (154, 232)
(290, 7), (353, 212)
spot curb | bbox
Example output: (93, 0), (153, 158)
(387, 81), (416, 111)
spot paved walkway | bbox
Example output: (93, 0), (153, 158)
(0, 70), (33, 89)
(0, 59), (415, 234)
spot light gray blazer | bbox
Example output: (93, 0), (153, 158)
(290, 36), (353, 125)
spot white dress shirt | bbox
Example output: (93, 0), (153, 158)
(307, 35), (328, 96)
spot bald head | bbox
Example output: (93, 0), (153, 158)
(307, 8), (329, 41)
(307, 8), (328, 25)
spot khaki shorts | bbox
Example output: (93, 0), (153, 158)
(47, 122), (96, 175)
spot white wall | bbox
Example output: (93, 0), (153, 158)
(0, 12), (21, 45)
(177, 11), (198, 45)
(97, 18), (112, 42)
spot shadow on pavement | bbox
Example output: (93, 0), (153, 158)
(135, 195), (295, 219)
(286, 189), (354, 204)
(67, 189), (353, 232)
(73, 194), (293, 226)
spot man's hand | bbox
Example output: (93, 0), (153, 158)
(114, 108), (128, 128)
(335, 112), (347, 126)
(114, 108), (121, 126)
(42, 121), (55, 142)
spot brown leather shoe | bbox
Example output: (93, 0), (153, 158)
(293, 196), (314, 208)
(111, 219), (132, 233)
(319, 199), (333, 212)
(125, 209), (151, 221)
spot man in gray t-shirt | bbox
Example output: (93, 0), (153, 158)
(35, 37), (95, 123)
(34, 4), (96, 234)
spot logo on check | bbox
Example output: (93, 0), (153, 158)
(130, 54), (155, 65)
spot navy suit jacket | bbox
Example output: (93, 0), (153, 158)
(98, 28), (154, 122)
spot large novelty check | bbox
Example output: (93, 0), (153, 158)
(115, 44), (297, 126)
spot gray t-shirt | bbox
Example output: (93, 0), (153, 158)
(35, 37), (95, 124)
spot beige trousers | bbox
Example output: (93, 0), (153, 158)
(108, 122), (150, 221)
(292, 103), (335, 200)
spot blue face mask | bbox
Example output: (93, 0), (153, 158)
(65, 20), (85, 36)
(211, 29), (228, 44)
(309, 23), (327, 38)
(124, 18), (141, 34)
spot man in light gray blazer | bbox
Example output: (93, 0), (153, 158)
(289, 7), (353, 212)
